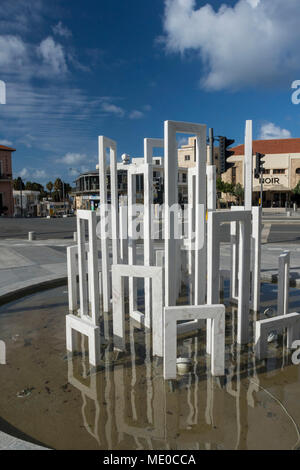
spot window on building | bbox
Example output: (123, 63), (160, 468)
(155, 160), (160, 165)
(185, 155), (190, 161)
(0, 161), (2, 176)
(296, 168), (300, 174)
(232, 167), (236, 185)
(182, 173), (187, 183)
(273, 169), (285, 174)
(262, 169), (270, 174)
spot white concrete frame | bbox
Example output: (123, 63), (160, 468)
(163, 305), (225, 379)
(207, 210), (251, 349)
(187, 165), (216, 305)
(0, 340), (5, 365)
(98, 136), (120, 312)
(251, 207), (262, 312)
(76, 210), (100, 323)
(244, 120), (253, 211)
(67, 244), (78, 313)
(66, 210), (101, 367)
(164, 121), (207, 307)
(67, 243), (102, 314)
(278, 251), (290, 316)
(230, 206), (262, 312)
(119, 205), (128, 264)
(112, 264), (163, 356)
(66, 314), (101, 366)
(255, 312), (300, 359)
(127, 163), (154, 328)
(207, 165), (217, 212)
(144, 138), (164, 326)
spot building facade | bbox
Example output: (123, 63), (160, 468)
(0, 144), (15, 216)
(178, 137), (220, 174)
(222, 139), (300, 207)
(72, 157), (189, 210)
(13, 190), (40, 217)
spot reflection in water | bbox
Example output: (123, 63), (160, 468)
(0, 285), (300, 449)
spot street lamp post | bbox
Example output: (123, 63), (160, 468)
(18, 177), (23, 217)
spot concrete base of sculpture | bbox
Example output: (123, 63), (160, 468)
(255, 312), (300, 360)
(66, 314), (101, 367)
(163, 305), (225, 379)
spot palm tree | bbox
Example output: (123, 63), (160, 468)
(46, 181), (53, 199)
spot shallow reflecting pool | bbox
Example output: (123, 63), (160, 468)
(0, 284), (300, 450)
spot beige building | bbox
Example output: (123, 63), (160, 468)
(178, 137), (220, 174)
(222, 138), (300, 207)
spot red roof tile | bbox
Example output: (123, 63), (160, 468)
(232, 138), (300, 156)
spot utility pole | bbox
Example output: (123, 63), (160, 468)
(63, 181), (65, 214)
(18, 177), (23, 217)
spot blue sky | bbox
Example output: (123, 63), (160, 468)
(0, 0), (300, 186)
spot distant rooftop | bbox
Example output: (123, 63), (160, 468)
(232, 138), (300, 156)
(0, 144), (16, 152)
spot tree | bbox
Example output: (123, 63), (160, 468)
(291, 181), (300, 204)
(233, 183), (244, 205)
(46, 181), (53, 198)
(23, 181), (46, 199)
(216, 177), (234, 194)
(53, 178), (63, 201)
(13, 177), (24, 190)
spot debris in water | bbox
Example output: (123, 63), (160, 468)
(17, 387), (34, 398)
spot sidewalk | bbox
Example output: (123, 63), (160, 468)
(1, 237), (300, 303)
(0, 239), (73, 303)
(220, 243), (300, 287)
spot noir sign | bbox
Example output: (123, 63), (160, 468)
(260, 177), (280, 185)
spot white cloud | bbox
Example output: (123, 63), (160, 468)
(32, 169), (46, 179)
(247, 0), (260, 6)
(177, 136), (189, 148)
(129, 110), (144, 120)
(0, 35), (27, 67)
(58, 153), (87, 165)
(259, 122), (292, 140)
(19, 168), (29, 178)
(0, 139), (13, 146)
(37, 36), (68, 75)
(162, 0), (300, 90)
(101, 102), (125, 117)
(52, 21), (72, 38)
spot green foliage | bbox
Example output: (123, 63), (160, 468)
(216, 177), (235, 194)
(13, 177), (25, 190)
(292, 181), (300, 195)
(291, 181), (300, 203)
(232, 183), (244, 204)
(46, 181), (53, 194)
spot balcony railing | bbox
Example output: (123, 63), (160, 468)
(0, 174), (12, 180)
